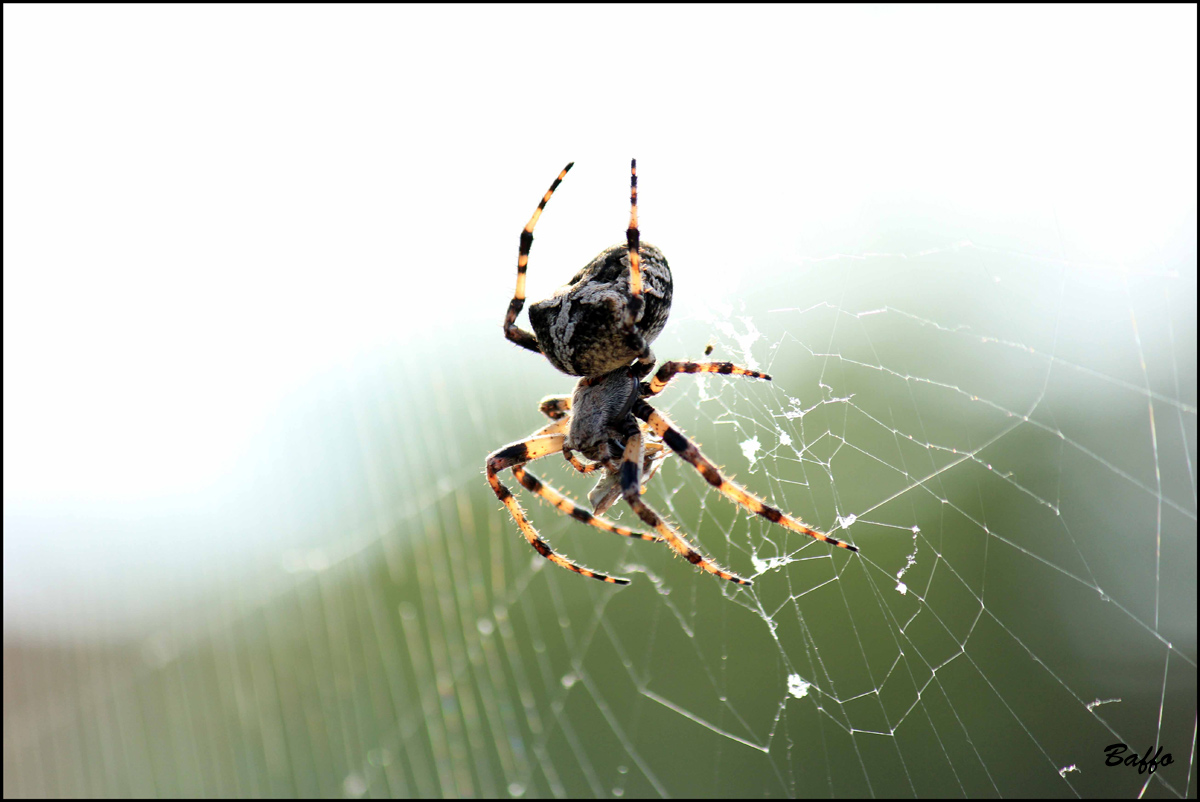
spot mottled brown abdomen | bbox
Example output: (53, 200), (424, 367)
(528, 243), (672, 376)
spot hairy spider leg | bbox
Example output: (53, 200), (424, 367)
(618, 430), (754, 586)
(625, 158), (644, 326)
(528, 416), (570, 437)
(504, 162), (574, 355)
(633, 400), (860, 553)
(643, 361), (772, 397)
(486, 432), (657, 584)
(511, 465), (663, 543)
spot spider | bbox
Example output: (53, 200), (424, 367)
(486, 160), (858, 586)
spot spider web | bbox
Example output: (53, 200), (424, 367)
(5, 237), (1194, 798)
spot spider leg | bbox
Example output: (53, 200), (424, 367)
(632, 399), (859, 553)
(618, 429), (754, 586)
(530, 417), (569, 437)
(511, 465), (663, 543)
(504, 162), (574, 355)
(486, 432), (651, 584)
(624, 158), (645, 327)
(643, 361), (771, 398)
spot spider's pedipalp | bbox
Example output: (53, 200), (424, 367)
(643, 361), (772, 398)
(619, 429), (754, 586)
(563, 445), (602, 474)
(633, 400), (859, 553)
(538, 394), (572, 420)
(504, 162), (574, 355)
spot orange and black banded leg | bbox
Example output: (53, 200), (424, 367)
(619, 430), (754, 586)
(486, 433), (631, 584)
(505, 163), (574, 355)
(633, 400), (859, 553)
(643, 361), (772, 398)
(511, 464), (662, 543)
(624, 158), (644, 327)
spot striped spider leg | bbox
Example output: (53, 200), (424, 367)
(635, 361), (859, 553)
(503, 163), (574, 357)
(617, 427), (754, 586)
(486, 414), (662, 586)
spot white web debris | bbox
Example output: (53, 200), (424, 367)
(751, 554), (793, 574)
(1086, 698), (1122, 711)
(896, 527), (921, 594)
(787, 674), (812, 699)
(740, 435), (761, 468)
(710, 317), (764, 370)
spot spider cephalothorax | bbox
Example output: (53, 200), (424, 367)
(487, 160), (858, 586)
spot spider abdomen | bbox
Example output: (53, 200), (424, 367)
(528, 243), (672, 376)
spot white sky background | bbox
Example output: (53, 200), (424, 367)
(4, 5), (1196, 629)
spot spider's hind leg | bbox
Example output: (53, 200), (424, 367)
(504, 163), (574, 355)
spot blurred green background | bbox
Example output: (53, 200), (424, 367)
(5, 5), (1196, 799)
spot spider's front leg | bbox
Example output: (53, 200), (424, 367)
(617, 429), (754, 586)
